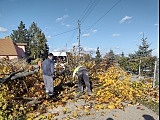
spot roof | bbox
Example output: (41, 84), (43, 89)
(52, 51), (67, 56)
(16, 43), (27, 46)
(0, 38), (18, 56)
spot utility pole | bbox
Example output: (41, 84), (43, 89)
(153, 60), (157, 88)
(138, 57), (141, 79)
(66, 43), (67, 52)
(77, 20), (81, 57)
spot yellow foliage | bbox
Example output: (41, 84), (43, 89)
(107, 102), (115, 109)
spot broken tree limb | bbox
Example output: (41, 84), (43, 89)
(0, 65), (40, 84)
(0, 70), (24, 83)
(14, 97), (42, 106)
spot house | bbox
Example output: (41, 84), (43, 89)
(0, 37), (27, 59)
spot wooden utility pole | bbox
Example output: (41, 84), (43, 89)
(66, 43), (67, 52)
(78, 20), (81, 56)
(153, 60), (157, 88)
(138, 57), (141, 79)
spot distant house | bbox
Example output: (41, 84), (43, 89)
(0, 37), (27, 59)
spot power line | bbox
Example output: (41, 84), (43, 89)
(52, 27), (78, 37)
(82, 0), (122, 33)
(50, 0), (100, 39)
(66, 0), (100, 44)
(51, 0), (121, 44)
(80, 0), (101, 23)
(79, 0), (93, 21)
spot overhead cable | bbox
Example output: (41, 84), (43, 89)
(52, 28), (78, 37)
(82, 0), (122, 33)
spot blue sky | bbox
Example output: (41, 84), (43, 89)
(0, 0), (159, 57)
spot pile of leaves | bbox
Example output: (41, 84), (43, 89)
(0, 57), (159, 119)
(94, 66), (159, 110)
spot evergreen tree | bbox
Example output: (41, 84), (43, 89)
(37, 30), (49, 60)
(121, 51), (124, 57)
(107, 49), (115, 62)
(10, 21), (28, 43)
(28, 22), (48, 60)
(10, 21), (49, 60)
(95, 47), (101, 63)
(135, 34), (153, 57)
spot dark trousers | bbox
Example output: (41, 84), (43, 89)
(78, 70), (92, 94)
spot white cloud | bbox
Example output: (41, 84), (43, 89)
(91, 29), (97, 33)
(56, 14), (71, 28)
(112, 34), (120, 37)
(53, 48), (66, 52)
(133, 39), (138, 42)
(139, 32), (144, 35)
(82, 33), (90, 37)
(63, 14), (69, 18)
(84, 47), (96, 53)
(0, 27), (7, 32)
(56, 14), (69, 22)
(152, 48), (159, 58)
(65, 24), (70, 28)
(114, 46), (120, 49)
(47, 35), (53, 39)
(56, 17), (63, 22)
(119, 16), (132, 24)
(72, 42), (78, 47)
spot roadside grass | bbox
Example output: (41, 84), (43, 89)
(136, 98), (159, 115)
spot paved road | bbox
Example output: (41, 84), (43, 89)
(37, 99), (159, 120)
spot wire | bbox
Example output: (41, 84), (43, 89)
(80, 0), (101, 23)
(50, 0), (100, 39)
(52, 28), (78, 37)
(82, 0), (122, 33)
(79, 0), (93, 21)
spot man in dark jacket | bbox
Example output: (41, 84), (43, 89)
(73, 65), (92, 97)
(42, 53), (54, 97)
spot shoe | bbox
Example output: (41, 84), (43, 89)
(88, 93), (92, 96)
(45, 91), (53, 99)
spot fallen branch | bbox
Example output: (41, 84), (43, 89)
(0, 65), (39, 84)
(14, 97), (42, 106)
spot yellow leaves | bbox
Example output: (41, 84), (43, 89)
(27, 118), (33, 120)
(0, 64), (12, 78)
(107, 102), (115, 109)
(54, 78), (62, 87)
(94, 104), (105, 109)
(94, 66), (159, 110)
(62, 107), (67, 114)
(47, 113), (53, 120)
(72, 111), (78, 117)
(97, 91), (101, 95)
